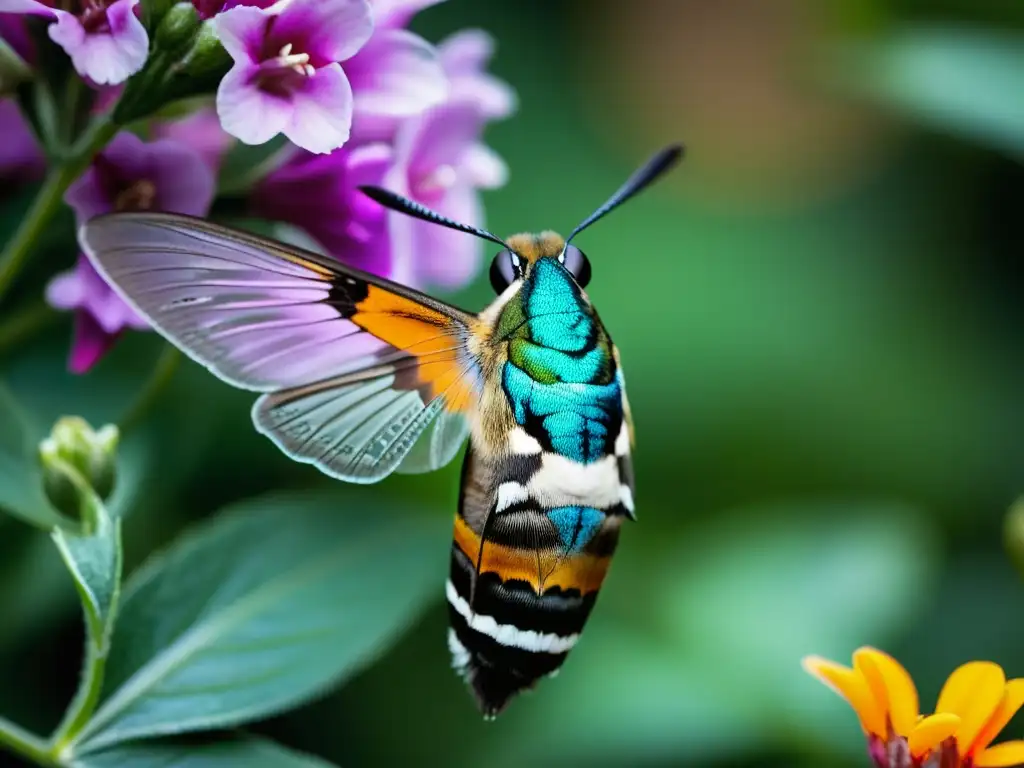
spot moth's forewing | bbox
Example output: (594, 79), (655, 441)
(80, 212), (477, 482)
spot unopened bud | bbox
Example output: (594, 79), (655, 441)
(39, 417), (119, 519)
(154, 2), (201, 53)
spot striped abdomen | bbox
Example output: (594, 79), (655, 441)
(446, 436), (630, 717)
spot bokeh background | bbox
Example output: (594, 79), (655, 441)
(2, 0), (1023, 766)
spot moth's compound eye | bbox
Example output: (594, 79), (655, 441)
(560, 244), (592, 287)
(489, 249), (521, 293)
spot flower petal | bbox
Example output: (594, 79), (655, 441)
(65, 167), (111, 223)
(48, 0), (148, 85)
(216, 64), (292, 146)
(855, 647), (920, 737)
(145, 140), (216, 216)
(396, 100), (484, 183)
(438, 28), (516, 119)
(153, 107), (234, 172)
(0, 0), (56, 18)
(976, 742), (1024, 768)
(45, 267), (85, 311)
(211, 3), (266, 63)
(971, 679), (1024, 756)
(347, 29), (447, 119)
(937, 661), (1007, 753)
(69, 310), (118, 374)
(908, 713), (961, 759)
(406, 181), (481, 289)
(372, 0), (444, 29)
(463, 143), (507, 189)
(272, 0), (372, 64)
(802, 655), (886, 738)
(285, 63), (353, 154)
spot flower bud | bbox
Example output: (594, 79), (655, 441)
(39, 417), (119, 519)
(154, 2), (201, 54)
(113, 15), (229, 124)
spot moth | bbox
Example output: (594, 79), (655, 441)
(80, 144), (682, 717)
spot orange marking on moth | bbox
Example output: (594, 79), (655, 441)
(279, 252), (335, 277)
(352, 286), (473, 411)
(453, 515), (611, 595)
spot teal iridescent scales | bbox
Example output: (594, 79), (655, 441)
(499, 258), (622, 464)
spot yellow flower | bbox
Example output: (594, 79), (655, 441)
(803, 648), (1024, 768)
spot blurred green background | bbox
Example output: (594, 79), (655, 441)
(2, 0), (1024, 766)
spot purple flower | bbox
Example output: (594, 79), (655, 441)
(0, 0), (148, 85)
(343, 0), (447, 140)
(191, 0), (275, 20)
(384, 99), (507, 288)
(252, 142), (392, 275)
(153, 106), (235, 172)
(0, 13), (34, 62)
(370, 0), (443, 30)
(438, 29), (515, 120)
(0, 99), (44, 185)
(46, 132), (215, 373)
(214, 0), (373, 154)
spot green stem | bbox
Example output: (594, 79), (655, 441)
(118, 344), (181, 436)
(0, 715), (58, 767)
(0, 119), (118, 306)
(0, 301), (58, 358)
(49, 641), (108, 756)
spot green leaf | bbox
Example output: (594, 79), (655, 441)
(50, 490), (124, 750)
(52, 493), (122, 651)
(74, 736), (338, 768)
(841, 26), (1024, 157)
(74, 488), (445, 753)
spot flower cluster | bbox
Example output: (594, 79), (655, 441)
(804, 648), (1024, 767)
(0, 0), (513, 371)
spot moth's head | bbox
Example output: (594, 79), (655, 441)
(487, 231), (592, 294)
(358, 143), (683, 296)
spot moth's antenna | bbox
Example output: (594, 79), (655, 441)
(359, 186), (510, 249)
(565, 143), (684, 244)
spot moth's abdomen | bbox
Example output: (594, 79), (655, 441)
(447, 492), (621, 717)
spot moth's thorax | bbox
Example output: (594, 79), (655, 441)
(479, 254), (622, 466)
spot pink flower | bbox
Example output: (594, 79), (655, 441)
(0, 100), (44, 186)
(343, 0), (447, 140)
(0, 13), (34, 62)
(46, 132), (215, 373)
(438, 29), (515, 120)
(190, 0), (274, 20)
(252, 143), (392, 275)
(152, 106), (235, 172)
(0, 0), (148, 85)
(213, 0), (373, 154)
(385, 99), (507, 288)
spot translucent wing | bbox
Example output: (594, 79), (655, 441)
(396, 410), (471, 475)
(81, 212), (477, 483)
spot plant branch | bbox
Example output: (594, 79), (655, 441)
(0, 118), (118, 306)
(0, 715), (58, 767)
(118, 344), (181, 436)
